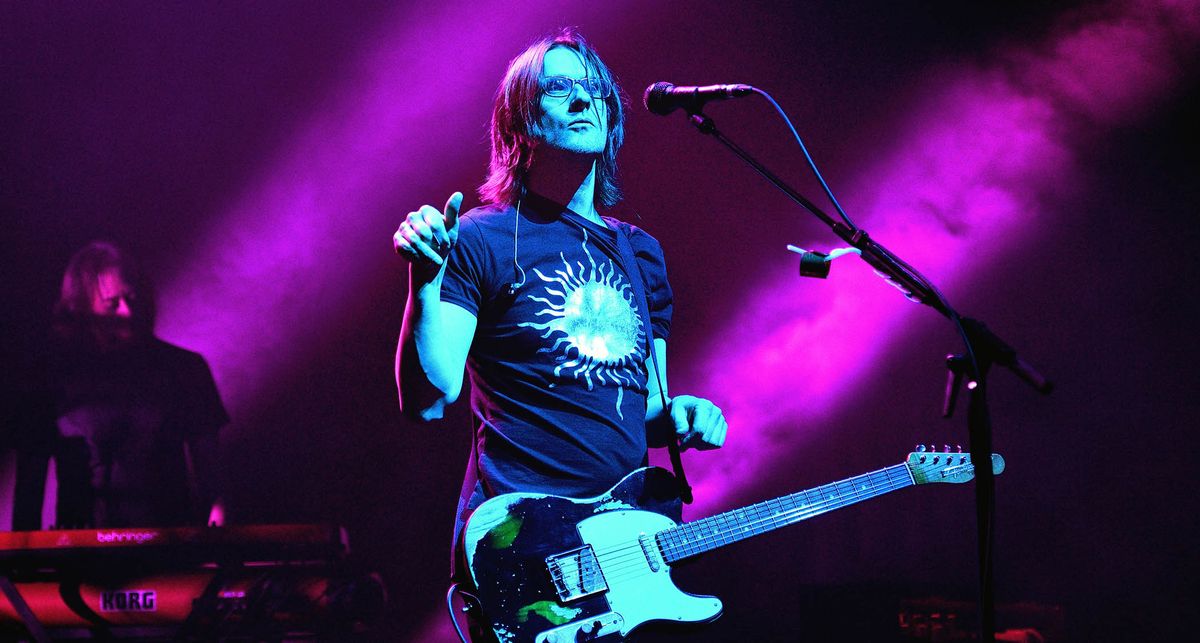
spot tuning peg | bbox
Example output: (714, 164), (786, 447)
(956, 444), (963, 453)
(916, 444), (927, 452)
(943, 444), (952, 453)
(928, 443), (936, 453)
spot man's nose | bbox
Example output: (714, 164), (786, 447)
(569, 83), (594, 107)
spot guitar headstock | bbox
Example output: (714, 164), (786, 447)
(905, 445), (1005, 485)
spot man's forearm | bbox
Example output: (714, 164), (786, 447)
(396, 268), (461, 420)
(187, 433), (222, 521)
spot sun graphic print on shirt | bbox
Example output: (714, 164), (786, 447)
(519, 229), (645, 418)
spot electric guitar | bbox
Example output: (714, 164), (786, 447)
(462, 449), (1005, 643)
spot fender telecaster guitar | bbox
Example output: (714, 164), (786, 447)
(463, 449), (1004, 642)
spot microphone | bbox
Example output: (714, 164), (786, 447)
(643, 82), (755, 115)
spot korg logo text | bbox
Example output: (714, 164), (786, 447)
(100, 590), (157, 612)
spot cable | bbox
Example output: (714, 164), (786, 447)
(753, 87), (859, 231)
(445, 582), (476, 643)
(509, 198), (527, 295)
(752, 88), (978, 377)
(756, 81), (991, 638)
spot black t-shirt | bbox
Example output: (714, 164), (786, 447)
(441, 197), (673, 510)
(42, 337), (228, 527)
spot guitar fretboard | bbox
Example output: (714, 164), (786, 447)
(655, 463), (914, 563)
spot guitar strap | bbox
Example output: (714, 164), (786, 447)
(456, 209), (696, 571)
(606, 217), (694, 505)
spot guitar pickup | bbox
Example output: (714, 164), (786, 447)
(545, 545), (608, 602)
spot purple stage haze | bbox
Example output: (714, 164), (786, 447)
(154, 1), (599, 413)
(679, 0), (1200, 517)
(2, 1), (1197, 641)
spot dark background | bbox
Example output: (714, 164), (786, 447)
(3, 1), (1197, 641)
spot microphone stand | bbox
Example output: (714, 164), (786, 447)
(682, 110), (1052, 643)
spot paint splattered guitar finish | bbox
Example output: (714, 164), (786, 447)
(463, 450), (1004, 642)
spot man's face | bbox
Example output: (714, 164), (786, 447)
(533, 47), (609, 155)
(89, 267), (138, 345)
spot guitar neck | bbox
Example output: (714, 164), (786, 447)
(656, 463), (914, 563)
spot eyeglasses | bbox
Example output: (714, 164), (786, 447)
(539, 76), (613, 99)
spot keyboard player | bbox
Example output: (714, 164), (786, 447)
(10, 241), (228, 530)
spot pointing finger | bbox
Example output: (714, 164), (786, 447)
(443, 191), (463, 233)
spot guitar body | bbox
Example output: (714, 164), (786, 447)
(461, 451), (1004, 642)
(462, 467), (722, 642)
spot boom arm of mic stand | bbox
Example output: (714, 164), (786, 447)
(687, 112), (942, 313)
(684, 107), (1057, 642)
(685, 111), (1052, 393)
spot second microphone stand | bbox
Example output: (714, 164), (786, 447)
(682, 109), (1052, 643)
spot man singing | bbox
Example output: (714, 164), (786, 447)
(393, 28), (727, 637)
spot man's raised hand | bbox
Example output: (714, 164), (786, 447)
(394, 191), (463, 269)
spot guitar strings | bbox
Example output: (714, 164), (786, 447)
(552, 469), (910, 585)
(664, 467), (912, 556)
(658, 469), (912, 559)
(546, 459), (971, 588)
(573, 466), (921, 586)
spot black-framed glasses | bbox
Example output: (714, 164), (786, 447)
(539, 76), (613, 99)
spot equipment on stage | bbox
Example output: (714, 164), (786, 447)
(0, 524), (384, 641)
(644, 79), (1052, 642)
(460, 450), (1004, 643)
(642, 82), (755, 115)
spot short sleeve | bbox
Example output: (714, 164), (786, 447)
(177, 351), (230, 439)
(440, 214), (494, 317)
(626, 225), (673, 340)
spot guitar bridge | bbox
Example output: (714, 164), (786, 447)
(545, 545), (608, 602)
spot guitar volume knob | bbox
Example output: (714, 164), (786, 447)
(576, 619), (604, 640)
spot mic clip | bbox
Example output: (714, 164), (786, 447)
(787, 244), (861, 279)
